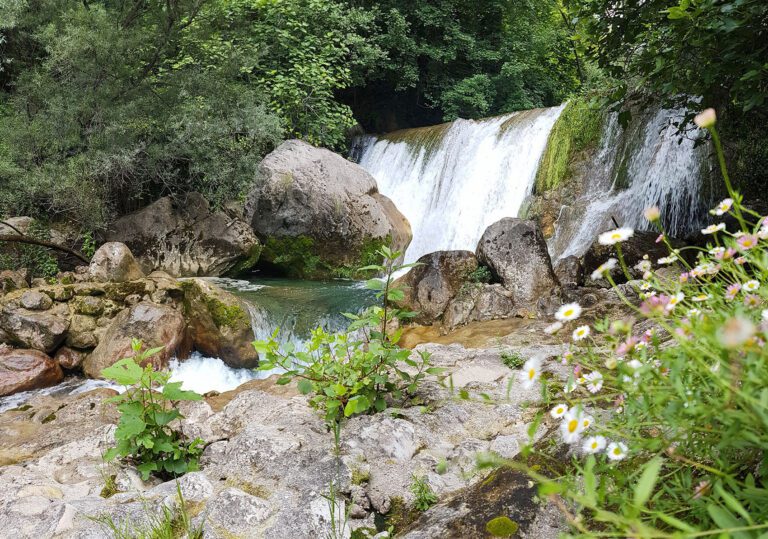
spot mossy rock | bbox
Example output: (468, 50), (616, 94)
(258, 234), (389, 280)
(534, 98), (604, 194)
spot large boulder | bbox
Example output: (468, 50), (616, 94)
(88, 242), (145, 283)
(395, 251), (478, 323)
(0, 305), (69, 353)
(107, 193), (261, 277)
(245, 140), (412, 278)
(0, 346), (63, 397)
(476, 218), (558, 306)
(181, 278), (259, 369)
(82, 302), (190, 378)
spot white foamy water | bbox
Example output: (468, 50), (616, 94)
(356, 106), (565, 264)
(167, 353), (259, 394)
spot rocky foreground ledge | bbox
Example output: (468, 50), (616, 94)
(0, 242), (257, 397)
(0, 338), (569, 539)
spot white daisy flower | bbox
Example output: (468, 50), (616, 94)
(709, 247), (725, 255)
(758, 227), (768, 240)
(639, 282), (652, 291)
(710, 198), (733, 216)
(580, 415), (594, 430)
(606, 442), (628, 461)
(520, 357), (542, 389)
(694, 108), (716, 128)
(559, 409), (585, 444)
(549, 404), (569, 419)
(591, 258), (617, 280)
(657, 255), (678, 265)
(555, 302), (582, 322)
(702, 223), (726, 235)
(635, 259), (652, 272)
(584, 371), (603, 393)
(582, 435), (607, 454)
(666, 292), (685, 310)
(598, 227), (634, 246)
(572, 325), (591, 341)
(744, 280), (760, 292)
(691, 294), (711, 302)
(687, 308), (701, 317)
(544, 321), (563, 335)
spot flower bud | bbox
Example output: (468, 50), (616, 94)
(694, 108), (716, 128)
(644, 206), (661, 222)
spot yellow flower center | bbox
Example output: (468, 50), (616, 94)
(528, 369), (536, 380)
(591, 442), (598, 449)
(564, 309), (573, 317)
(567, 419), (579, 433)
(613, 447), (621, 455)
(583, 420), (590, 427)
(611, 233), (621, 240)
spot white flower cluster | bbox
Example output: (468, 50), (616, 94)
(549, 404), (627, 460)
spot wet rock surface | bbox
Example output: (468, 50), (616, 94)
(0, 347), (63, 397)
(0, 342), (569, 538)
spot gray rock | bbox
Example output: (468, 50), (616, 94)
(476, 218), (558, 305)
(0, 270), (29, 295)
(0, 305), (69, 353)
(66, 314), (98, 349)
(554, 255), (585, 288)
(88, 242), (145, 283)
(82, 302), (190, 378)
(108, 193), (261, 277)
(181, 278), (258, 369)
(245, 139), (412, 276)
(19, 290), (53, 311)
(395, 250), (478, 324)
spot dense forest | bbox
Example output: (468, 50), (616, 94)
(0, 0), (766, 232)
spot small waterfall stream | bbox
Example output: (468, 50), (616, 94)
(356, 105), (565, 264)
(549, 108), (712, 260)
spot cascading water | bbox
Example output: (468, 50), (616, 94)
(355, 106), (566, 264)
(545, 107), (712, 261)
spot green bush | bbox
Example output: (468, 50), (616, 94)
(507, 110), (768, 536)
(254, 247), (445, 434)
(101, 340), (204, 480)
(410, 475), (437, 511)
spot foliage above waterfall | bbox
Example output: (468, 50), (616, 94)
(344, 0), (582, 130)
(0, 0), (583, 230)
(565, 0), (768, 116)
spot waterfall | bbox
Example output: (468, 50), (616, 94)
(549, 108), (712, 260)
(355, 105), (566, 264)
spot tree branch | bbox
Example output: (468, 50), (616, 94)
(0, 235), (90, 264)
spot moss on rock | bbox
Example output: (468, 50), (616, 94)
(534, 98), (603, 194)
(258, 235), (390, 280)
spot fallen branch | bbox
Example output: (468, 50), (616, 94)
(0, 234), (90, 264)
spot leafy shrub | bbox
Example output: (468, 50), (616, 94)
(410, 475), (437, 511)
(0, 219), (59, 278)
(510, 110), (768, 536)
(467, 265), (492, 284)
(254, 247), (445, 434)
(102, 340), (204, 480)
(499, 350), (525, 370)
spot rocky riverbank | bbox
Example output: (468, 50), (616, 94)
(0, 242), (258, 397)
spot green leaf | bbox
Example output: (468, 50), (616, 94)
(162, 382), (202, 401)
(343, 395), (370, 417)
(365, 279), (385, 291)
(634, 457), (662, 508)
(154, 410), (181, 426)
(101, 358), (143, 386)
(115, 414), (146, 440)
(656, 512), (698, 533)
(297, 378), (313, 394)
(715, 483), (753, 525)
